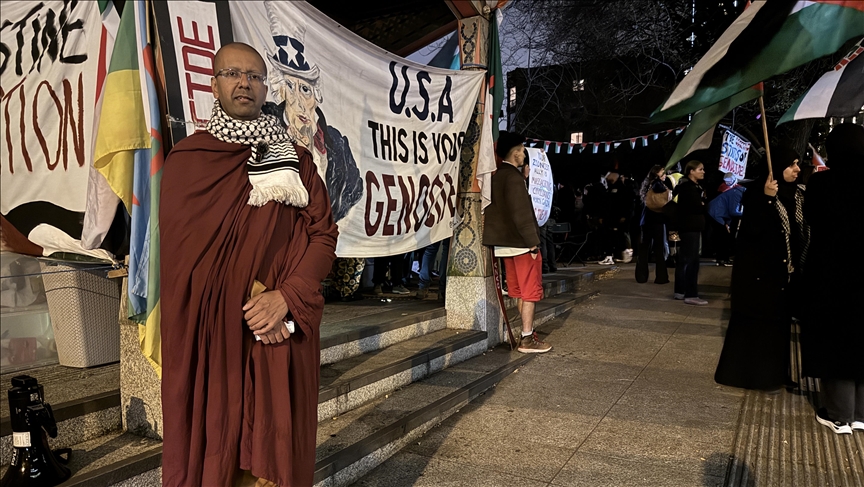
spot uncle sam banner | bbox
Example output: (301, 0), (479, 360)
(156, 1), (484, 257)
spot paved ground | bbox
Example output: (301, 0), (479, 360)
(349, 263), (864, 487)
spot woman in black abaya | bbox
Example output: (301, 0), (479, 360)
(714, 146), (806, 391)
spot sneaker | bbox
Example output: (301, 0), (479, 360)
(517, 333), (552, 354)
(851, 421), (864, 431)
(673, 293), (685, 300)
(598, 256), (615, 265)
(416, 287), (429, 300)
(815, 409), (852, 434)
(620, 249), (633, 264)
(684, 297), (708, 306)
(374, 284), (383, 296)
(391, 284), (410, 295)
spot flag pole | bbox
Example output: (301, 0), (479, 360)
(758, 95), (773, 179)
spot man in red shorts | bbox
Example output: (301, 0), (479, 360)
(483, 131), (552, 353)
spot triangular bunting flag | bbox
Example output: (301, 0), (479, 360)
(543, 141), (551, 152)
(630, 138), (637, 149)
(593, 143), (599, 154)
(642, 136), (649, 147)
(555, 142), (562, 153)
(654, 133), (660, 141)
(567, 143), (574, 154)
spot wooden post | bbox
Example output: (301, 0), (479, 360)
(758, 96), (773, 179)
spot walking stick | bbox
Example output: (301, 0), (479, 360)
(490, 247), (517, 350)
(758, 95), (773, 179)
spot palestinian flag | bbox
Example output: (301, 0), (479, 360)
(666, 84), (763, 169)
(651, 0), (864, 123)
(778, 38), (864, 125)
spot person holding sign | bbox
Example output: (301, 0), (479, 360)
(159, 42), (338, 487)
(483, 132), (552, 354)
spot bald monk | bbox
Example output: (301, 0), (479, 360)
(159, 42), (338, 487)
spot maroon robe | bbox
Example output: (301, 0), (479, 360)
(159, 132), (338, 486)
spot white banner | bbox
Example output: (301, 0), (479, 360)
(225, 2), (485, 257)
(525, 148), (554, 227)
(1, 1), (102, 214)
(719, 130), (750, 180)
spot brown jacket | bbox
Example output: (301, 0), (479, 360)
(482, 163), (540, 248)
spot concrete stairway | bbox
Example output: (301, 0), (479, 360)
(0, 269), (604, 487)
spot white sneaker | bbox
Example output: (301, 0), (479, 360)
(598, 256), (614, 265)
(620, 249), (633, 264)
(816, 409), (853, 434)
(852, 421), (864, 431)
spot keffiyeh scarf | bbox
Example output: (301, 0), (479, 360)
(206, 100), (308, 208)
(775, 184), (809, 274)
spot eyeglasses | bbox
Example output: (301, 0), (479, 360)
(215, 68), (266, 86)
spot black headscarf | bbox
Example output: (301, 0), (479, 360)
(769, 145), (800, 209)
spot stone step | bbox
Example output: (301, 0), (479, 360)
(317, 269), (599, 366)
(311, 291), (594, 487)
(320, 301), (446, 366)
(501, 268), (603, 310)
(0, 430), (161, 487)
(318, 328), (488, 422)
(5, 289), (594, 486)
(312, 344), (534, 487)
(504, 290), (597, 340)
(1, 363), (121, 467)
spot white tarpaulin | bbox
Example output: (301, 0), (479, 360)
(226, 1), (485, 257)
(1, 1), (103, 214)
(719, 130), (750, 180)
(525, 148), (554, 227)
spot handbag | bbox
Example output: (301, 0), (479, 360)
(645, 189), (671, 212)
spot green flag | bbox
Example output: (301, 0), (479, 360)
(666, 84), (763, 169)
(488, 13), (504, 141)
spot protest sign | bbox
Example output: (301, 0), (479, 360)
(525, 148), (554, 227)
(719, 129), (750, 180)
(1, 1), (103, 215)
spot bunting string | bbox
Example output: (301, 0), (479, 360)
(525, 126), (686, 154)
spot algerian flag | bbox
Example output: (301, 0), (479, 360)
(652, 0), (864, 123)
(778, 38), (864, 125)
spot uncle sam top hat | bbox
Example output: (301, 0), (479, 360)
(265, 1), (323, 102)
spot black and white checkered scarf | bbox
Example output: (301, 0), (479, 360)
(775, 184), (809, 274)
(206, 100), (308, 208)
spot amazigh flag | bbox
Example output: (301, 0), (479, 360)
(666, 84), (763, 169)
(129, 0), (164, 376)
(778, 38), (864, 125)
(92, 1), (164, 375)
(651, 0), (864, 123)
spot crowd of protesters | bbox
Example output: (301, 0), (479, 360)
(325, 124), (863, 436)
